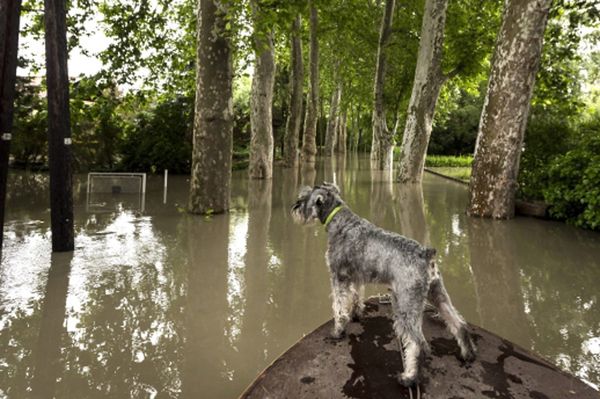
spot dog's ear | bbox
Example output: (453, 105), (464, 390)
(315, 194), (324, 207)
(322, 182), (340, 195)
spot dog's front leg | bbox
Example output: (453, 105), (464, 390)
(330, 275), (353, 339)
(350, 282), (365, 321)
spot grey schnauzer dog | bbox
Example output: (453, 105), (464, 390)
(291, 182), (476, 386)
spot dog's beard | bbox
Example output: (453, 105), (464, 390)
(291, 203), (319, 225)
(291, 208), (307, 224)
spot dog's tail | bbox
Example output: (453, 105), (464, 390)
(428, 269), (476, 362)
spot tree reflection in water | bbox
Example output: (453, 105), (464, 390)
(182, 214), (232, 398)
(236, 180), (272, 385)
(467, 218), (533, 347)
(32, 253), (72, 399)
(0, 164), (599, 396)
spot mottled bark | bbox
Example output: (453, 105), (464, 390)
(397, 0), (448, 183)
(189, 0), (233, 214)
(324, 82), (341, 156)
(0, 0), (22, 256)
(371, 0), (395, 171)
(249, 1), (276, 179)
(468, 0), (551, 219)
(301, 2), (319, 164)
(45, 0), (74, 251)
(283, 15), (304, 168)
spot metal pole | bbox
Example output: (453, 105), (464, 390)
(0, 0), (23, 259)
(45, 0), (74, 252)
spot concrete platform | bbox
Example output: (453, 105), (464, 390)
(240, 298), (598, 399)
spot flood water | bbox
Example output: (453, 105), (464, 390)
(1, 155), (599, 398)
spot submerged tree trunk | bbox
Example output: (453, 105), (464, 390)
(468, 0), (551, 219)
(45, 0), (74, 252)
(283, 15), (303, 168)
(249, 2), (276, 179)
(371, 0), (395, 171)
(324, 81), (341, 156)
(397, 0), (449, 183)
(301, 1), (319, 164)
(0, 0), (22, 256)
(189, 0), (233, 214)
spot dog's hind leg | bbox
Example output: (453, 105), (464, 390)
(428, 264), (476, 362)
(391, 285), (428, 387)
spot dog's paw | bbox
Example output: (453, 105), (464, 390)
(397, 373), (419, 388)
(460, 347), (476, 363)
(351, 307), (365, 322)
(330, 328), (346, 340)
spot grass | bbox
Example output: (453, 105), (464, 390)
(427, 166), (471, 182)
(425, 155), (473, 167)
(389, 151), (473, 181)
(391, 149), (473, 167)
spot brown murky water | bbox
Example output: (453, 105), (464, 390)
(1, 155), (599, 398)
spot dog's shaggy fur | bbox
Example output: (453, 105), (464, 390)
(292, 182), (476, 386)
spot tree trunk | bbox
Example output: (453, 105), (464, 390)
(468, 0), (551, 219)
(189, 0), (233, 214)
(397, 0), (448, 183)
(301, 2), (319, 164)
(45, 0), (74, 252)
(0, 0), (22, 256)
(371, 0), (395, 171)
(283, 15), (303, 168)
(249, 1), (276, 179)
(324, 81), (341, 156)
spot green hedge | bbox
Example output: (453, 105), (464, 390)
(543, 127), (600, 230)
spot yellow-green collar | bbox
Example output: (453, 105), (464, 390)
(324, 205), (344, 228)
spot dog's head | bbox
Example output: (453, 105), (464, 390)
(291, 182), (343, 225)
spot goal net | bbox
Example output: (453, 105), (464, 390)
(86, 172), (146, 212)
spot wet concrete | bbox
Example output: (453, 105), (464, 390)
(241, 298), (598, 399)
(1, 155), (599, 398)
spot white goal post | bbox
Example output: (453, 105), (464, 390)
(86, 172), (147, 213)
(87, 172), (147, 195)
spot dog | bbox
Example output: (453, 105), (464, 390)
(291, 182), (476, 386)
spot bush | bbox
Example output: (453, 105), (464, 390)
(428, 89), (482, 155)
(518, 112), (575, 200)
(119, 96), (193, 174)
(543, 118), (600, 230)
